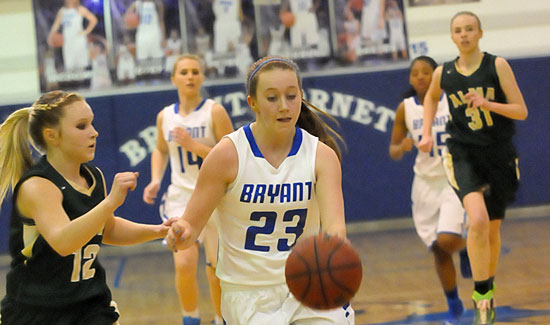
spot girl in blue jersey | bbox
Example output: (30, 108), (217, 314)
(166, 56), (354, 324)
(0, 91), (175, 324)
(389, 56), (469, 324)
(143, 54), (233, 325)
(418, 11), (528, 325)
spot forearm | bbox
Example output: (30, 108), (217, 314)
(485, 101), (527, 120)
(185, 140), (213, 159)
(103, 217), (163, 245)
(422, 99), (437, 136)
(48, 200), (116, 256)
(150, 149), (169, 182)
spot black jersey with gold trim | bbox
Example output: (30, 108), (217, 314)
(441, 52), (515, 146)
(4, 155), (110, 307)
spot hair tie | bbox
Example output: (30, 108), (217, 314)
(247, 58), (296, 91)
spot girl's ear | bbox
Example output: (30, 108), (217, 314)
(247, 95), (258, 112)
(42, 127), (59, 146)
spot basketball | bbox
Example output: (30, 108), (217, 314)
(285, 233), (363, 310)
(124, 11), (139, 29)
(280, 11), (295, 28)
(48, 32), (63, 48)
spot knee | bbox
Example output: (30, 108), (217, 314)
(174, 259), (197, 276)
(436, 233), (464, 254)
(468, 213), (490, 235)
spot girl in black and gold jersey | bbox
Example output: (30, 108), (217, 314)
(418, 11), (528, 325)
(0, 91), (175, 324)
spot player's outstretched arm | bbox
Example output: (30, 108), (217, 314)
(17, 171), (137, 256)
(167, 138), (237, 251)
(315, 142), (346, 239)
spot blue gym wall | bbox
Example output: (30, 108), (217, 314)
(1, 56), (549, 253)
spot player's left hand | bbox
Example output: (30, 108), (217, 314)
(170, 127), (193, 149)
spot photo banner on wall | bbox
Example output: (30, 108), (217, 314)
(181, 0), (256, 79)
(33, 0), (110, 92)
(33, 0), (412, 95)
(334, 0), (409, 65)
(253, 0), (332, 62)
(109, 0), (182, 84)
(408, 0), (479, 7)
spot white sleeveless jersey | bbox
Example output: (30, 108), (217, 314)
(61, 7), (84, 38)
(137, 1), (161, 35)
(213, 0), (239, 19)
(161, 99), (217, 192)
(290, 0), (312, 15)
(404, 94), (450, 177)
(215, 125), (321, 286)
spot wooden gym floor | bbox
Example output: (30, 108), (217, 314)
(1, 205), (550, 324)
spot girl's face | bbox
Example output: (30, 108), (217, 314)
(54, 100), (98, 163)
(451, 14), (482, 53)
(409, 60), (434, 96)
(248, 68), (302, 133)
(65, 0), (79, 8)
(172, 58), (204, 96)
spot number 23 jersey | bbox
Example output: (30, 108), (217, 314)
(215, 125), (321, 286)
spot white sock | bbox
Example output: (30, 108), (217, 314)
(182, 308), (199, 318)
(214, 314), (224, 325)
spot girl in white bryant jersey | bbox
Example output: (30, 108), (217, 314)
(127, 0), (165, 63)
(143, 54), (233, 325)
(360, 0), (387, 49)
(283, 0), (321, 49)
(48, 0), (97, 72)
(389, 56), (470, 324)
(212, 0), (242, 53)
(166, 56), (354, 324)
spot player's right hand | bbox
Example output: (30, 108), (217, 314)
(143, 180), (161, 204)
(166, 219), (193, 252)
(417, 135), (433, 153)
(107, 172), (139, 210)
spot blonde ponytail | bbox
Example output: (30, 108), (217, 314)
(0, 107), (34, 206)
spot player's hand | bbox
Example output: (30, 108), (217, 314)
(106, 172), (139, 210)
(166, 219), (193, 252)
(143, 180), (161, 204)
(157, 217), (178, 237)
(417, 135), (433, 153)
(170, 127), (193, 149)
(401, 137), (414, 152)
(465, 90), (489, 109)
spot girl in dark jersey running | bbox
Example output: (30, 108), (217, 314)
(418, 11), (528, 325)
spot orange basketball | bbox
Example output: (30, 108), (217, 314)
(48, 32), (64, 48)
(280, 11), (295, 28)
(344, 49), (357, 63)
(285, 233), (363, 310)
(124, 11), (139, 29)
